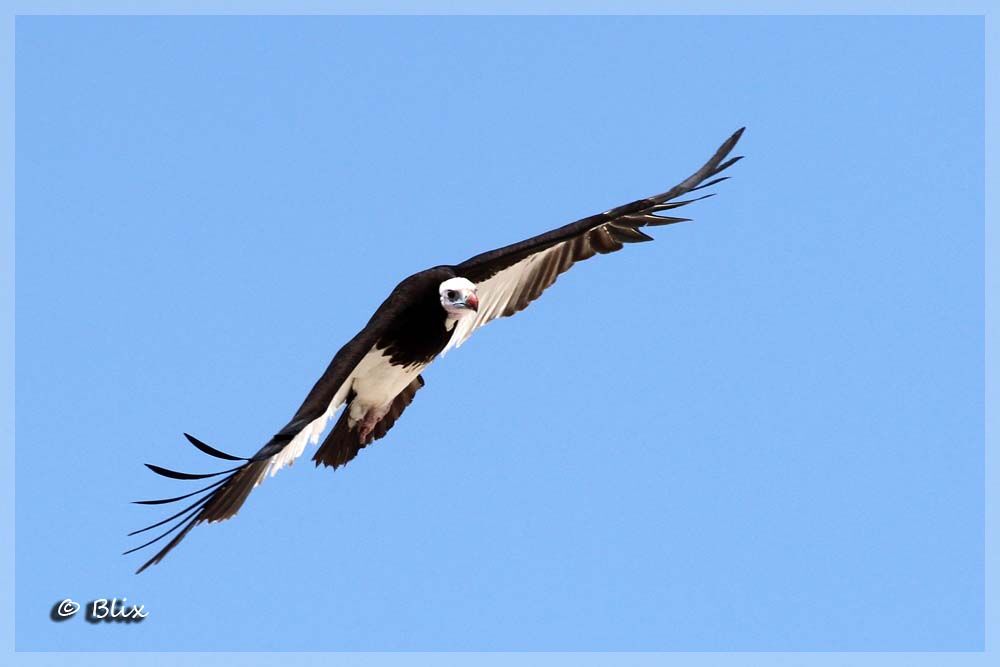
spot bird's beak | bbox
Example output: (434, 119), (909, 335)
(465, 293), (479, 312)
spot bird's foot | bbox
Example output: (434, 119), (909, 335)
(357, 410), (381, 442)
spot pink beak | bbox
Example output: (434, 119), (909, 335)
(465, 293), (479, 312)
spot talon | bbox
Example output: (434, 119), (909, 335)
(357, 410), (381, 442)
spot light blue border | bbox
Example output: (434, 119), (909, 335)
(3, 1), (993, 665)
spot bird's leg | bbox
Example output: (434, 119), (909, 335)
(357, 408), (386, 442)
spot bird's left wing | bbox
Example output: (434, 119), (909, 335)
(443, 128), (744, 353)
(125, 283), (419, 573)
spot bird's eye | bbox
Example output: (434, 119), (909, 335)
(446, 290), (457, 300)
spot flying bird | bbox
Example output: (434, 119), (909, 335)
(127, 128), (745, 572)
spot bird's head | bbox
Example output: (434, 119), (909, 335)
(439, 277), (479, 319)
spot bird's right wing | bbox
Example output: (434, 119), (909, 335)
(444, 128), (744, 353)
(125, 283), (417, 573)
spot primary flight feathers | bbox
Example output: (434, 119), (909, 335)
(127, 128), (745, 573)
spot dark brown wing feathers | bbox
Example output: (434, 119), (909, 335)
(456, 127), (744, 284)
(442, 128), (744, 326)
(126, 275), (445, 573)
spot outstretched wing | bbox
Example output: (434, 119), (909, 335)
(125, 276), (431, 573)
(443, 128), (744, 353)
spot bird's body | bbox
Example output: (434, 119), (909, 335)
(348, 350), (426, 432)
(263, 267), (458, 477)
(339, 269), (449, 438)
(128, 128), (745, 572)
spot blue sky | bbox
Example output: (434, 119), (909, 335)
(14, 15), (983, 651)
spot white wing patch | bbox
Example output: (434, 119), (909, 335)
(260, 379), (353, 481)
(443, 241), (570, 355)
(259, 349), (384, 480)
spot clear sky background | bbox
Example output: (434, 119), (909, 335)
(15, 15), (983, 651)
